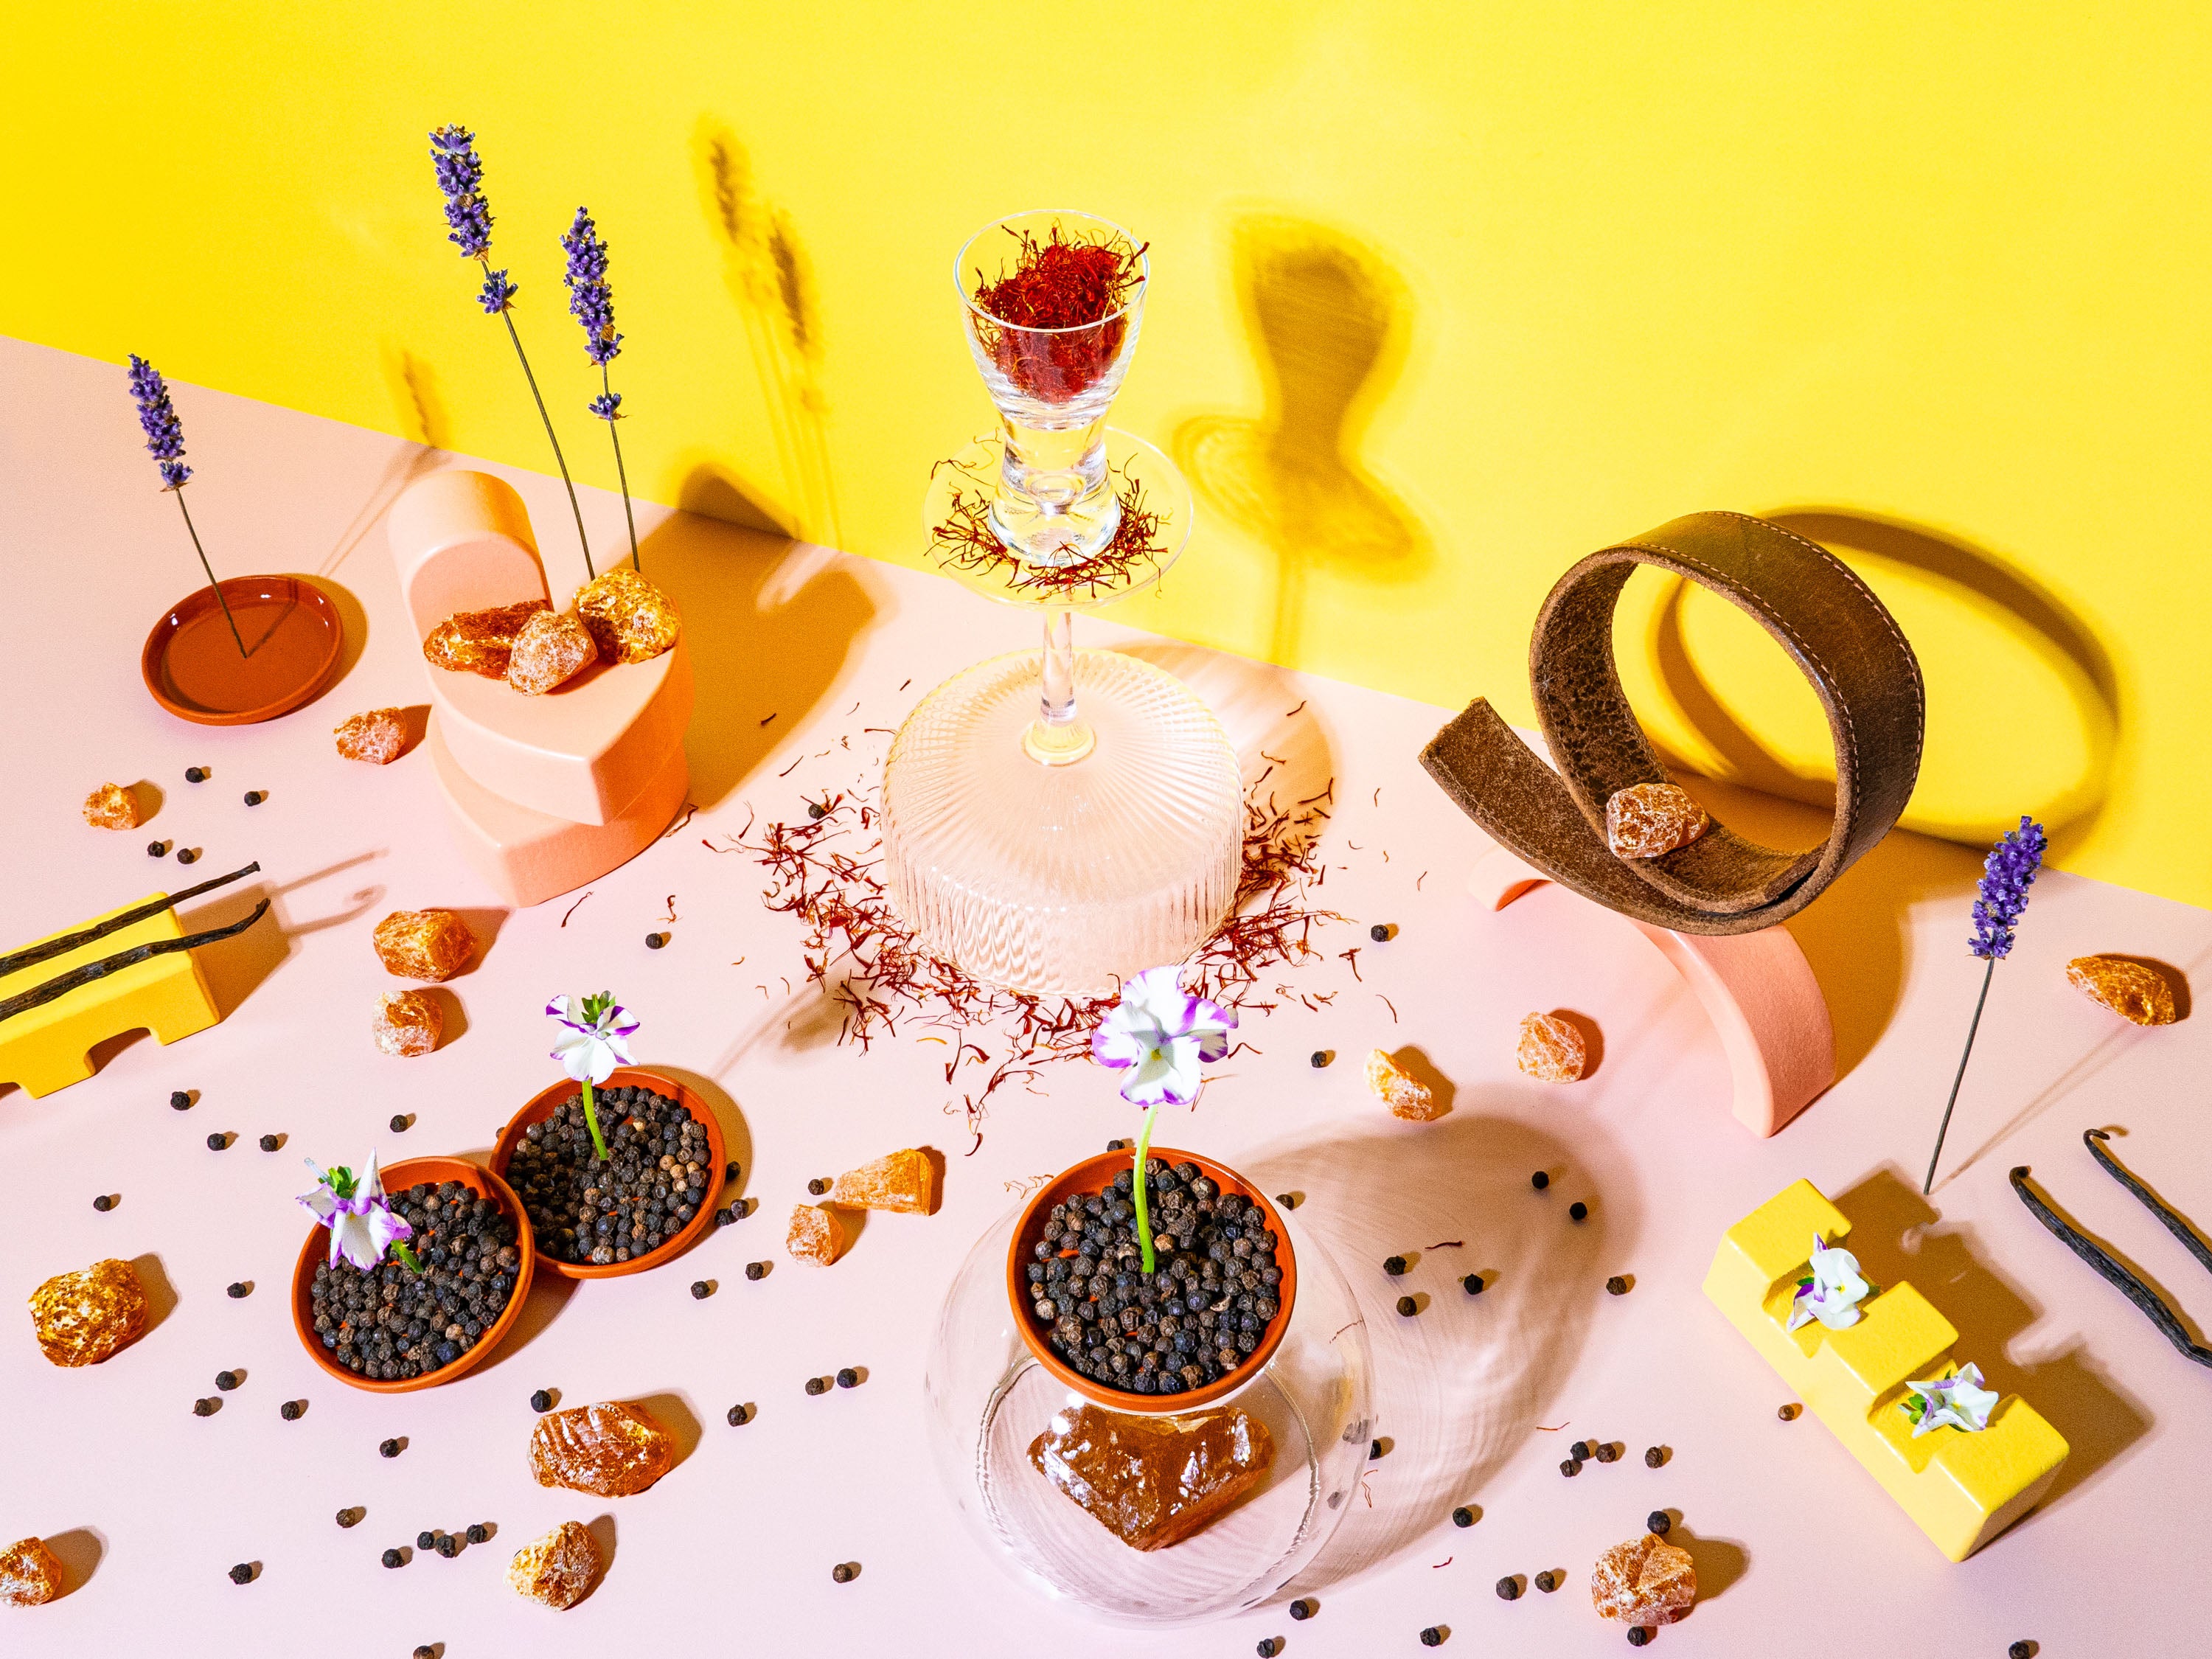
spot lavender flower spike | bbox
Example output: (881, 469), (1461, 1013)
(1970, 816), (2046, 959)
(560, 208), (622, 365)
(126, 354), (191, 490)
(428, 125), (493, 258)
(479, 267), (518, 315)
(588, 391), (622, 421)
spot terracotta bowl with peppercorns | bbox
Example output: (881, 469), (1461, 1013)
(1008, 1147), (1298, 1413)
(490, 1067), (726, 1281)
(289, 1155), (536, 1394)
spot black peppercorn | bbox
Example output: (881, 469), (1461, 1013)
(1606, 1275), (1629, 1295)
(805, 1377), (829, 1396)
(1310, 1049), (1330, 1067)
(1531, 1170), (1550, 1190)
(831, 1562), (855, 1582)
(244, 790), (265, 806)
(417, 1531), (438, 1551)
(726, 1403), (750, 1426)
(1275, 1192), (1297, 1209)
(389, 1114), (408, 1133)
(807, 801), (827, 821)
(530, 1388), (553, 1413)
(466, 1524), (488, 1544)
(724, 1160), (740, 1182)
(1596, 1442), (1620, 1463)
(147, 840), (167, 857)
(1369, 1439), (1382, 1459)
(336, 1508), (361, 1528)
(1259, 1641), (1281, 1658)
(1569, 1200), (1588, 1221)
(259, 1133), (280, 1152)
(1495, 1576), (1520, 1600)
(1370, 922), (1391, 942)
(807, 1177), (830, 1195)
(690, 1280), (712, 1299)
(714, 1206), (734, 1226)
(745, 1261), (767, 1281)
(1383, 1254), (1408, 1276)
(192, 1398), (216, 1416)
(436, 1534), (459, 1558)
(836, 1367), (858, 1388)
(1535, 1570), (1559, 1593)
(1420, 1630), (1444, 1648)
(177, 848), (198, 864)
(1644, 1446), (1665, 1467)
(1395, 1295), (1418, 1317)
(1627, 1629), (1650, 1648)
(92, 1194), (114, 1212)
(381, 1548), (403, 1569)
(228, 1562), (253, 1584)
(1646, 1510), (1670, 1534)
(1462, 1273), (1485, 1295)
(1289, 1599), (1313, 1620)
(1560, 1458), (1581, 1477)
(170, 1090), (192, 1109)
(1571, 1439), (1592, 1461)
(646, 932), (667, 949)
(1451, 1506), (1475, 1528)
(186, 767), (206, 783)
(379, 1438), (401, 1458)
(280, 1400), (304, 1421)
(206, 1133), (228, 1150)
(2008, 1644), (2034, 1659)
(216, 1370), (240, 1391)
(415, 1648), (435, 1659)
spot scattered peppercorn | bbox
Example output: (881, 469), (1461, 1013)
(379, 1439), (402, 1458)
(1310, 1050), (1330, 1067)
(1569, 1201), (1589, 1222)
(1420, 1630), (1444, 1648)
(466, 1524), (488, 1545)
(714, 1206), (734, 1225)
(228, 1562), (253, 1584)
(1571, 1439), (1592, 1461)
(1646, 1510), (1671, 1535)
(725, 1161), (741, 1182)
(1289, 1599), (1314, 1620)
(1462, 1273), (1485, 1295)
(1370, 922), (1392, 942)
(807, 1177), (830, 1195)
(216, 1371), (240, 1391)
(805, 1377), (829, 1397)
(417, 1531), (438, 1551)
(436, 1534), (459, 1558)
(690, 1280), (712, 1299)
(1370, 1440), (1383, 1460)
(244, 790), (265, 806)
(170, 1090), (192, 1109)
(646, 932), (668, 950)
(1276, 1192), (1298, 1209)
(1778, 1403), (1801, 1421)
(147, 840), (167, 857)
(1531, 1171), (1550, 1190)
(1644, 1446), (1666, 1467)
(186, 767), (206, 783)
(745, 1261), (767, 1281)
(726, 1404), (750, 1426)
(807, 801), (828, 821)
(415, 1648), (435, 1659)
(1384, 1254), (1408, 1276)
(1606, 1275), (1629, 1295)
(1452, 1506), (1475, 1528)
(336, 1509), (361, 1528)
(381, 1548), (403, 1569)
(92, 1194), (114, 1212)
(177, 848), (199, 864)
(192, 1398), (216, 1416)
(2008, 1644), (2034, 1659)
(259, 1133), (280, 1152)
(1560, 1458), (1581, 1477)
(1596, 1442), (1620, 1464)
(1259, 1641), (1281, 1658)
(389, 1114), (408, 1133)
(530, 1389), (553, 1413)
(1496, 1576), (1522, 1600)
(831, 1562), (855, 1582)
(1396, 1295), (1418, 1316)
(206, 1132), (229, 1150)
(1535, 1571), (1559, 1593)
(280, 1400), (304, 1421)
(1627, 1630), (1650, 1648)
(836, 1368), (859, 1388)
(228, 1281), (249, 1298)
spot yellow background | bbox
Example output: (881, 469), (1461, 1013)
(7, 3), (2207, 904)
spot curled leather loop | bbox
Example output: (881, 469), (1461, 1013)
(1421, 511), (1924, 936)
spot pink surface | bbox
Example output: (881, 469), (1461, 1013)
(3, 335), (2208, 1657)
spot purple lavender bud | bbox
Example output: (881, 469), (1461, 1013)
(1969, 815), (2045, 959)
(478, 268), (518, 315)
(560, 207), (622, 366)
(126, 354), (192, 490)
(428, 125), (494, 260)
(588, 391), (622, 422)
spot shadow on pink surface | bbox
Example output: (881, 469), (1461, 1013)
(42, 1526), (105, 1598)
(128, 1251), (178, 1340)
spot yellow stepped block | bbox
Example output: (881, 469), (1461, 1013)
(0, 895), (223, 1098)
(1703, 1179), (2068, 1561)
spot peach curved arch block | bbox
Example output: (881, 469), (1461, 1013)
(386, 467), (548, 634)
(1472, 841), (1834, 1135)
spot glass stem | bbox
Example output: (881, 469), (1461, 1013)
(1021, 608), (1096, 765)
(1133, 1100), (1161, 1275)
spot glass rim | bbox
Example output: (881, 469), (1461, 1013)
(955, 208), (1149, 334)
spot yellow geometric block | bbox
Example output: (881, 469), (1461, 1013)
(1703, 1178), (2069, 1561)
(0, 896), (222, 1097)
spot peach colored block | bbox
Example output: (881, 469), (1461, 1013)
(386, 468), (549, 637)
(1471, 841), (1834, 1135)
(427, 714), (688, 908)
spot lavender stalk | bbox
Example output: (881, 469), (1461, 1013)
(563, 207), (639, 571)
(126, 355), (245, 656)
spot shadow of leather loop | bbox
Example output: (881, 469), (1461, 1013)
(1422, 512), (1924, 935)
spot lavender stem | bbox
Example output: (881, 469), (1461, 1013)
(604, 365), (639, 571)
(175, 491), (246, 656)
(487, 257), (594, 581)
(1924, 955), (1995, 1195)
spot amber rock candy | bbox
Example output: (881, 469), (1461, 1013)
(0, 1537), (63, 1607)
(827, 1148), (936, 1214)
(574, 569), (680, 665)
(786, 1203), (853, 1265)
(333, 706), (409, 765)
(29, 1258), (147, 1368)
(1590, 1532), (1697, 1627)
(422, 599), (552, 679)
(1605, 782), (1711, 860)
(507, 1520), (601, 1610)
(1517, 1012), (1590, 1082)
(1029, 1401), (1275, 1552)
(81, 783), (142, 832)
(527, 1401), (674, 1497)
(372, 909), (475, 982)
(2065, 955), (2178, 1026)
(506, 608), (598, 696)
(1365, 1048), (1444, 1121)
(372, 989), (443, 1058)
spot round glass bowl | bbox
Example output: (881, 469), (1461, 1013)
(923, 1149), (1374, 1624)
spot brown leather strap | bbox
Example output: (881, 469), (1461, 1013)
(1421, 512), (1923, 935)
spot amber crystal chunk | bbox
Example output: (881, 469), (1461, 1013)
(0, 1537), (63, 1607)
(827, 1148), (936, 1214)
(371, 989), (443, 1057)
(786, 1203), (853, 1265)
(2065, 955), (2178, 1026)
(1517, 1012), (1590, 1082)
(528, 1401), (674, 1497)
(1590, 1533), (1697, 1627)
(507, 609), (598, 695)
(1604, 782), (1711, 860)
(423, 599), (552, 679)
(507, 1519), (601, 1609)
(1029, 1401), (1275, 1552)
(1364, 1048), (1443, 1121)
(29, 1258), (147, 1368)
(372, 909), (476, 982)
(81, 782), (141, 831)
(333, 706), (409, 765)
(574, 569), (680, 665)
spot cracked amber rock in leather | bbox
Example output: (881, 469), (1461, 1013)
(371, 909), (475, 982)
(0, 1537), (63, 1607)
(1029, 1402), (1274, 1551)
(2065, 955), (2178, 1026)
(371, 989), (442, 1057)
(1365, 1048), (1442, 1120)
(827, 1148), (936, 1214)
(786, 1203), (853, 1265)
(1590, 1532), (1697, 1627)
(528, 1401), (674, 1497)
(29, 1258), (147, 1367)
(574, 569), (680, 664)
(507, 1520), (600, 1609)
(507, 608), (598, 695)
(333, 706), (409, 765)
(423, 599), (552, 679)
(81, 783), (141, 831)
(1604, 782), (1711, 860)
(1516, 1012), (1589, 1082)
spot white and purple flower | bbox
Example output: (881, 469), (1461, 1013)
(1091, 966), (1237, 1108)
(297, 1152), (417, 1273)
(1903, 1362), (2000, 1436)
(548, 990), (638, 1086)
(1787, 1233), (1873, 1332)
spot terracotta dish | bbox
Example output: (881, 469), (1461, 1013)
(142, 575), (344, 725)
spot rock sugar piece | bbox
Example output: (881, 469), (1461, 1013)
(423, 599), (552, 680)
(1517, 1012), (1590, 1082)
(81, 783), (142, 831)
(506, 609), (598, 695)
(0, 1537), (63, 1607)
(787, 1204), (853, 1265)
(827, 1148), (936, 1214)
(574, 569), (680, 665)
(1029, 1401), (1275, 1551)
(29, 1258), (147, 1367)
(528, 1401), (674, 1497)
(507, 1519), (601, 1610)
(1604, 782), (1711, 860)
(372, 909), (476, 982)
(1365, 1048), (1443, 1121)
(372, 989), (443, 1057)
(2065, 955), (2179, 1026)
(333, 706), (409, 765)
(1590, 1532), (1697, 1628)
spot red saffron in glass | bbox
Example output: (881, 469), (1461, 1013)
(970, 226), (1147, 403)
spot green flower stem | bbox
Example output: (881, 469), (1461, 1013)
(603, 364), (640, 571)
(1133, 1101), (1161, 1275)
(393, 1241), (425, 1274)
(580, 1077), (610, 1163)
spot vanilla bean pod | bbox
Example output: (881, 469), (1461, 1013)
(0, 861), (262, 978)
(2010, 1158), (2212, 1368)
(0, 900), (271, 1023)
